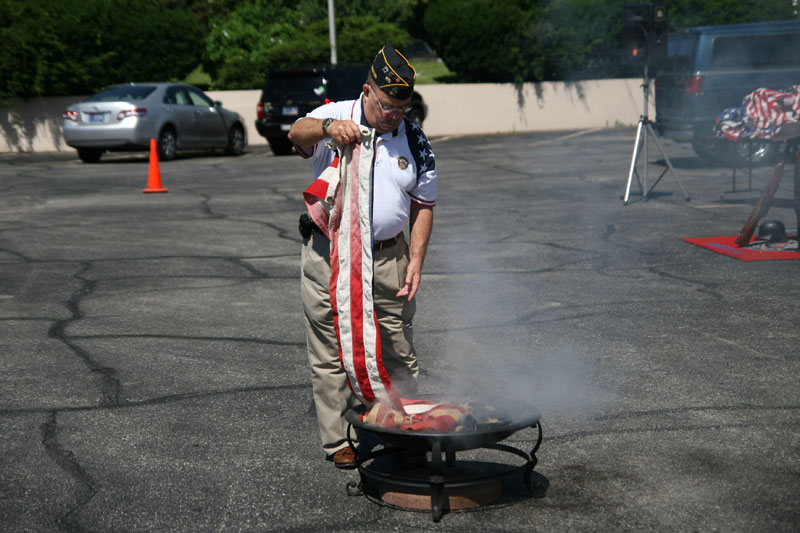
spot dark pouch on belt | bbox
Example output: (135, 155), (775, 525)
(299, 213), (314, 239)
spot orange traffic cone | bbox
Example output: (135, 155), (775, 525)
(143, 138), (168, 193)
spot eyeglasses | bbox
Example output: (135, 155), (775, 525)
(374, 93), (412, 116)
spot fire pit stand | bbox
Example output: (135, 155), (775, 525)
(344, 411), (546, 522)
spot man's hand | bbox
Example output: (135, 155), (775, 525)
(396, 259), (422, 300)
(288, 117), (362, 148)
(396, 205), (433, 301)
(326, 119), (363, 146)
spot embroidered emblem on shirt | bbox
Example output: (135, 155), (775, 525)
(397, 156), (409, 170)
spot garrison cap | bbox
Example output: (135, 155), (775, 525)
(370, 43), (416, 100)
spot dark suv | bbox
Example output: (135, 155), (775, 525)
(255, 64), (427, 155)
(655, 20), (800, 166)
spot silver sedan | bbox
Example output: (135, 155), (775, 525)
(62, 82), (247, 163)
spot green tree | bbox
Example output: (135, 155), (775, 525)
(295, 0), (418, 27)
(424, 0), (544, 82)
(204, 0), (412, 89)
(0, 0), (202, 99)
(160, 0), (242, 32)
(532, 0), (621, 80)
(272, 16), (411, 67)
(202, 0), (298, 87)
(667, 0), (797, 30)
(422, 0), (799, 83)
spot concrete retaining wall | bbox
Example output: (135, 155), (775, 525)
(0, 79), (653, 153)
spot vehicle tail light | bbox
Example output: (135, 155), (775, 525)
(684, 76), (704, 95)
(256, 101), (266, 120)
(117, 108), (147, 120)
(62, 110), (78, 122)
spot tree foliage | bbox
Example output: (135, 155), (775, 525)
(0, 0), (202, 99)
(203, 0), (411, 89)
(531, 0), (623, 80)
(667, 0), (797, 30)
(424, 0), (543, 83)
(2, 0), (798, 97)
(295, 0), (418, 27)
(423, 0), (798, 83)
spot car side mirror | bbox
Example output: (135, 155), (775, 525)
(214, 100), (223, 108)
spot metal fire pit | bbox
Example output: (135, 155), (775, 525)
(344, 403), (547, 522)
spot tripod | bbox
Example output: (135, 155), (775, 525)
(622, 64), (690, 204)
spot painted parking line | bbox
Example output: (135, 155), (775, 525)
(693, 204), (749, 208)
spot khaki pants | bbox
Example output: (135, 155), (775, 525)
(301, 230), (418, 456)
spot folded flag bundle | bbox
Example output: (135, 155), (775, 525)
(716, 85), (800, 141)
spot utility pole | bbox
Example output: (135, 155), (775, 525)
(328, 0), (337, 65)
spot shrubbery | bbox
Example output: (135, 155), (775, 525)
(0, 0), (202, 99)
(1, 0), (797, 97)
(206, 10), (411, 89)
(423, 0), (798, 83)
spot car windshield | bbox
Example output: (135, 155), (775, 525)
(263, 75), (327, 102)
(86, 86), (156, 102)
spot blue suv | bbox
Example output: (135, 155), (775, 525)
(655, 20), (800, 166)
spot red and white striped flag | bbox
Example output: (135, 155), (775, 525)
(304, 129), (402, 410)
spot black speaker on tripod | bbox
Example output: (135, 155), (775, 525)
(621, 2), (667, 67)
(620, 2), (689, 204)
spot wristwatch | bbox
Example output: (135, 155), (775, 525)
(321, 118), (334, 137)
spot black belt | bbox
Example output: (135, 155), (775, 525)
(301, 214), (399, 250)
(374, 236), (399, 250)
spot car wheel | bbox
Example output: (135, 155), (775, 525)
(268, 137), (295, 156)
(157, 127), (177, 161)
(225, 125), (245, 156)
(725, 139), (782, 167)
(77, 148), (102, 163)
(691, 137), (725, 162)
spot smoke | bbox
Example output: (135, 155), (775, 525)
(421, 231), (610, 419)
(432, 321), (606, 419)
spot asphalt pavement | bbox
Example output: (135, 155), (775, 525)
(1, 129), (798, 532)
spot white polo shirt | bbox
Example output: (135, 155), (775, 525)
(295, 95), (437, 241)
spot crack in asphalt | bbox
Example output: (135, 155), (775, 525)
(647, 266), (724, 299)
(184, 187), (302, 246)
(7, 227), (302, 527)
(41, 411), (97, 533)
(6, 142), (791, 529)
(47, 262), (122, 407)
(227, 256), (268, 278)
(545, 416), (800, 445)
(68, 333), (303, 346)
(2, 383), (312, 416)
(0, 249), (298, 266)
(588, 402), (800, 421)
(493, 404), (800, 449)
(0, 246), (34, 261)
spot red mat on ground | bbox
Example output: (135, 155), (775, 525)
(681, 235), (800, 261)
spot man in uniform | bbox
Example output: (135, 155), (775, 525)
(289, 44), (437, 468)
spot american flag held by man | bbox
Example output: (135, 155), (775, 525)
(291, 43), (439, 468)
